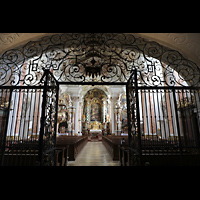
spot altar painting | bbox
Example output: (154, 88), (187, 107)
(90, 103), (101, 122)
(121, 94), (128, 133)
(121, 110), (128, 133)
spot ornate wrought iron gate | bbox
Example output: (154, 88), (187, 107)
(127, 69), (200, 166)
(0, 33), (200, 166)
(0, 70), (59, 166)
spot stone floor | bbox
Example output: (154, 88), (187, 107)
(68, 141), (120, 166)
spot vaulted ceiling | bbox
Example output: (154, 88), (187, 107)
(0, 33), (200, 66)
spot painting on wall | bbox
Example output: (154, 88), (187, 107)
(121, 110), (128, 133)
(90, 103), (101, 122)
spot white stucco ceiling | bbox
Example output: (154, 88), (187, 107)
(0, 33), (200, 66)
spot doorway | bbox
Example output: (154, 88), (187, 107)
(57, 83), (127, 136)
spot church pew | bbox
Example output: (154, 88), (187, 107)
(56, 147), (69, 166)
(1, 138), (70, 166)
(119, 146), (130, 166)
(119, 137), (200, 166)
(56, 136), (88, 161)
(102, 136), (128, 161)
(103, 136), (187, 165)
(1, 136), (87, 165)
(2, 150), (39, 166)
(1, 148), (64, 166)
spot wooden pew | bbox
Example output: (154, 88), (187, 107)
(1, 136), (88, 166)
(1, 140), (67, 166)
(55, 146), (69, 166)
(56, 136), (88, 161)
(119, 146), (130, 166)
(102, 136), (128, 161)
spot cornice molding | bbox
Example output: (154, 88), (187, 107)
(0, 33), (25, 45)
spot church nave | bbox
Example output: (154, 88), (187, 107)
(68, 141), (120, 166)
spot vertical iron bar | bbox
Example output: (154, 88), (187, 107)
(18, 89), (25, 144)
(181, 89), (189, 147)
(140, 89), (145, 155)
(160, 90), (167, 139)
(134, 69), (142, 166)
(53, 84), (59, 166)
(1, 88), (13, 166)
(149, 90), (154, 138)
(144, 89), (150, 142)
(31, 89), (38, 165)
(126, 80), (132, 165)
(172, 88), (184, 165)
(192, 89), (200, 149)
(39, 71), (48, 166)
(168, 89), (178, 153)
(26, 89), (33, 166)
(164, 89), (170, 140)
(22, 89), (29, 144)
(185, 89), (191, 147)
(152, 89), (158, 152)
(156, 89), (164, 154)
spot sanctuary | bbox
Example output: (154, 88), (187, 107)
(57, 85), (128, 139)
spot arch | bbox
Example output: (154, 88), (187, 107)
(0, 33), (199, 87)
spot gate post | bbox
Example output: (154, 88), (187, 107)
(38, 69), (59, 166)
(134, 69), (142, 166)
(38, 70), (48, 166)
(126, 69), (142, 166)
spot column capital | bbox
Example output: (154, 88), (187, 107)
(110, 96), (118, 102)
(71, 96), (79, 101)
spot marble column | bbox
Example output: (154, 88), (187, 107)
(102, 98), (106, 123)
(115, 106), (122, 136)
(110, 97), (117, 134)
(79, 99), (83, 133)
(73, 96), (79, 135)
(67, 97), (75, 135)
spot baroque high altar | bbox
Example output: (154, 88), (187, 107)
(57, 85), (128, 136)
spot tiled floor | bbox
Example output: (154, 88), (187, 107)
(68, 141), (120, 166)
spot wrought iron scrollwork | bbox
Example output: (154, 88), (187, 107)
(0, 33), (199, 86)
(39, 70), (58, 166)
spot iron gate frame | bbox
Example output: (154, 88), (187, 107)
(38, 69), (59, 166)
(0, 70), (59, 166)
(1, 70), (200, 166)
(0, 33), (200, 166)
(126, 69), (200, 166)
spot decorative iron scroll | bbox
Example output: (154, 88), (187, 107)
(127, 70), (142, 166)
(39, 70), (58, 166)
(0, 33), (200, 86)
